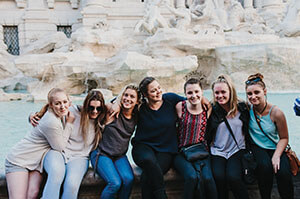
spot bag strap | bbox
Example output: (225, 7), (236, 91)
(224, 117), (240, 150)
(253, 108), (277, 145)
(253, 108), (291, 149)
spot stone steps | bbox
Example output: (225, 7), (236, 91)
(1, 167), (300, 199)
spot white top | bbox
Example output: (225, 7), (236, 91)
(210, 112), (246, 159)
(62, 105), (95, 163)
(6, 109), (73, 172)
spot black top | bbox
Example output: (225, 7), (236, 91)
(132, 93), (185, 153)
(205, 101), (251, 148)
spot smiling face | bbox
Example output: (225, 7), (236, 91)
(50, 92), (70, 118)
(185, 83), (202, 106)
(246, 84), (266, 106)
(121, 88), (139, 110)
(213, 82), (230, 106)
(88, 100), (102, 119)
(146, 80), (163, 103)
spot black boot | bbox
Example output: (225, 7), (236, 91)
(153, 189), (168, 199)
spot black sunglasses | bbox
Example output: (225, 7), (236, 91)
(245, 77), (261, 85)
(88, 105), (103, 112)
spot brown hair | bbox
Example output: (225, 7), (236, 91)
(184, 78), (202, 93)
(211, 74), (238, 117)
(80, 89), (107, 149)
(245, 73), (266, 89)
(138, 76), (155, 103)
(36, 88), (69, 118)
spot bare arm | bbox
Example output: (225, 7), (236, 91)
(270, 106), (289, 173)
(175, 101), (183, 118)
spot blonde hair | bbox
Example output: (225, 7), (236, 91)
(36, 88), (68, 118)
(211, 74), (238, 117)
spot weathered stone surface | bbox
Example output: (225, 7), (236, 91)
(21, 32), (71, 54)
(210, 42), (300, 91)
(145, 28), (225, 58)
(71, 27), (126, 59)
(0, 89), (29, 101)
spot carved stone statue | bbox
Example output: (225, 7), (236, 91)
(134, 0), (169, 34)
(278, 0), (300, 37)
(166, 0), (191, 31)
(190, 0), (222, 35)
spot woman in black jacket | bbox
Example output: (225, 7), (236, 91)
(205, 74), (250, 199)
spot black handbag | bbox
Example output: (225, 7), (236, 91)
(224, 118), (257, 184)
(181, 142), (209, 162)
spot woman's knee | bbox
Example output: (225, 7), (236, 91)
(27, 187), (40, 199)
(107, 179), (122, 193)
(122, 173), (134, 187)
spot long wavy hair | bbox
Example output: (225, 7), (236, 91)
(36, 88), (69, 118)
(80, 89), (107, 149)
(211, 74), (238, 117)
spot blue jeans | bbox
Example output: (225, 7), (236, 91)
(42, 150), (89, 199)
(90, 150), (134, 199)
(173, 154), (218, 199)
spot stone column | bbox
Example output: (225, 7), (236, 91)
(244, 0), (253, 9)
(20, 0), (54, 52)
(81, 0), (109, 28)
(253, 0), (262, 8)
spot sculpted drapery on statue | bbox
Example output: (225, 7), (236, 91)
(278, 0), (300, 37)
(134, 0), (169, 34)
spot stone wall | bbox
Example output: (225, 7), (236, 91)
(1, 167), (300, 199)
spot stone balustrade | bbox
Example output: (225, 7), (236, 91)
(0, 166), (300, 199)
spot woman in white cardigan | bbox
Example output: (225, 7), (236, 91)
(5, 88), (75, 199)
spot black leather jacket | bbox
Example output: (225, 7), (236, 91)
(205, 101), (251, 148)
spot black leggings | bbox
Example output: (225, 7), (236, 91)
(252, 144), (294, 199)
(211, 150), (249, 199)
(132, 143), (173, 199)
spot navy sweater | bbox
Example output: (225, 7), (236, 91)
(132, 93), (184, 153)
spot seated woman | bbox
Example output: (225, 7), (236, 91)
(5, 88), (74, 199)
(173, 78), (217, 199)
(206, 74), (250, 199)
(29, 89), (107, 199)
(245, 73), (294, 199)
(294, 96), (300, 116)
(90, 85), (140, 199)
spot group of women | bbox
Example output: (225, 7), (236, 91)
(5, 72), (294, 199)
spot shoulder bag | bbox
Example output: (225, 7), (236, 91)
(224, 118), (257, 184)
(253, 110), (300, 176)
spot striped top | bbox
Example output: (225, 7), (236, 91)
(177, 101), (207, 148)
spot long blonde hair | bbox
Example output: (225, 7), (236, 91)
(36, 88), (69, 118)
(80, 89), (106, 149)
(211, 74), (238, 117)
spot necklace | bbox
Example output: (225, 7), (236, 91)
(256, 102), (268, 115)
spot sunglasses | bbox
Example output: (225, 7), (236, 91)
(88, 105), (103, 112)
(245, 77), (261, 85)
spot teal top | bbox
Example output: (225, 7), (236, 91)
(249, 105), (279, 150)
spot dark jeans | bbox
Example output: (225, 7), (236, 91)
(173, 154), (218, 199)
(211, 150), (249, 199)
(251, 144), (294, 199)
(132, 143), (173, 199)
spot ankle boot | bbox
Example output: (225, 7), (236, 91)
(153, 189), (168, 199)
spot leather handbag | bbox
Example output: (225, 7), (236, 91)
(254, 110), (300, 176)
(181, 142), (209, 162)
(224, 118), (257, 184)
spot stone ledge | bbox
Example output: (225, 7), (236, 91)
(1, 166), (300, 199)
